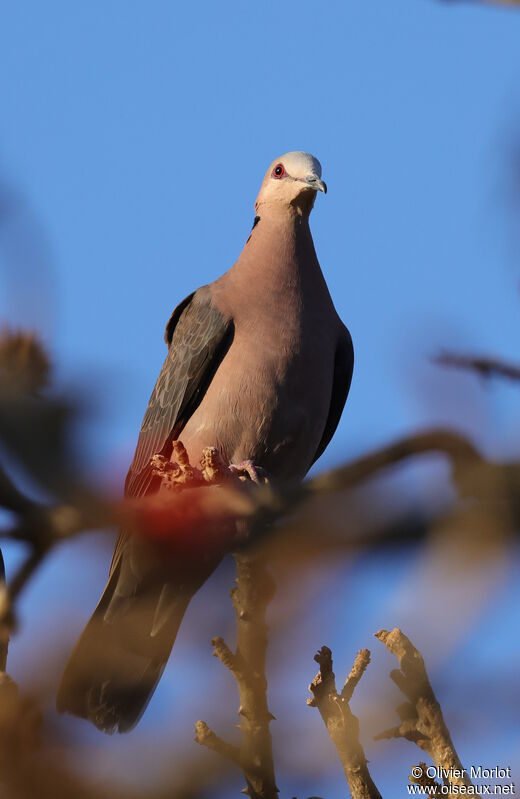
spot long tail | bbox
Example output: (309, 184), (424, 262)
(57, 537), (211, 734)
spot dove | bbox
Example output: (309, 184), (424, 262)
(57, 151), (354, 733)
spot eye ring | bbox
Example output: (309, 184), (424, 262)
(272, 163), (285, 179)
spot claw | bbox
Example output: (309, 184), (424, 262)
(151, 444), (270, 490)
(200, 447), (231, 483)
(229, 460), (270, 484)
(150, 454), (180, 479)
(150, 443), (201, 490)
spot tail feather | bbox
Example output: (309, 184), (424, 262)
(57, 538), (207, 733)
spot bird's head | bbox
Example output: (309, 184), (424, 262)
(255, 151), (327, 216)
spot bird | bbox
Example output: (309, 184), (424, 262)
(57, 151), (354, 734)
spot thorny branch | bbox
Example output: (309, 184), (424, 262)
(375, 628), (472, 794)
(310, 631), (475, 798)
(150, 442), (279, 796)
(308, 646), (381, 799)
(195, 553), (278, 799)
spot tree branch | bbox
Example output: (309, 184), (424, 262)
(375, 628), (472, 793)
(195, 552), (278, 799)
(434, 350), (520, 383)
(308, 646), (381, 799)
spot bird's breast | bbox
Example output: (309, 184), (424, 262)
(179, 301), (337, 480)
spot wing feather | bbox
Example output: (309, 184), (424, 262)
(125, 287), (233, 498)
(312, 326), (354, 465)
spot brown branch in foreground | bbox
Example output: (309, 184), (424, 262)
(434, 351), (520, 383)
(193, 721), (242, 767)
(4, 414), (519, 677)
(375, 628), (472, 793)
(0, 542), (53, 672)
(308, 646), (381, 799)
(307, 428), (481, 497)
(0, 328), (51, 395)
(195, 552), (278, 799)
(1, 425), (513, 640)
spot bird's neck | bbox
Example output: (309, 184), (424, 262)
(253, 204), (313, 246)
(231, 205), (321, 287)
(213, 205), (333, 323)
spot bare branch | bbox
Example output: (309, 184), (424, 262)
(211, 635), (242, 675)
(375, 628), (472, 793)
(434, 350), (520, 383)
(1, 423), (515, 638)
(194, 720), (242, 767)
(0, 328), (51, 395)
(308, 429), (481, 496)
(341, 648), (371, 703)
(196, 553), (278, 799)
(308, 646), (381, 799)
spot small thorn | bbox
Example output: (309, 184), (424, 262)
(241, 788), (250, 795)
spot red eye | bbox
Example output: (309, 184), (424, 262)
(272, 163), (285, 179)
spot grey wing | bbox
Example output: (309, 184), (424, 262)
(125, 287), (233, 498)
(312, 325), (354, 465)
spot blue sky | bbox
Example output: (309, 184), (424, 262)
(1, 0), (520, 796)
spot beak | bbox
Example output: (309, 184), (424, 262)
(305, 174), (327, 194)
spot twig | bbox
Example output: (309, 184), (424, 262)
(193, 721), (242, 767)
(375, 628), (471, 793)
(0, 328), (51, 395)
(0, 544), (52, 673)
(195, 552), (278, 799)
(434, 351), (520, 383)
(308, 429), (481, 496)
(308, 646), (381, 799)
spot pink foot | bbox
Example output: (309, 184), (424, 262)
(229, 459), (270, 484)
